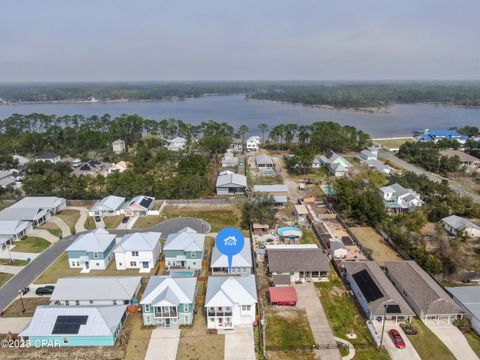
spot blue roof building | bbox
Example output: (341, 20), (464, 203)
(419, 129), (469, 143)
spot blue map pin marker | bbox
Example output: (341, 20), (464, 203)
(215, 227), (245, 274)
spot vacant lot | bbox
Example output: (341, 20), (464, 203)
(164, 205), (243, 232)
(405, 319), (455, 360)
(34, 252), (154, 284)
(11, 237), (50, 253)
(316, 274), (389, 360)
(301, 229), (318, 245)
(57, 210), (81, 232)
(123, 314), (153, 360)
(103, 215), (123, 229)
(350, 226), (402, 266)
(132, 215), (163, 229)
(0, 272), (13, 287)
(4, 297), (50, 317)
(265, 308), (315, 360)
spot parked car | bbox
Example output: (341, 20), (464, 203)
(95, 216), (101, 222)
(388, 329), (406, 349)
(122, 216), (130, 224)
(35, 286), (55, 296)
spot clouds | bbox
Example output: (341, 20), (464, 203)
(0, 0), (479, 81)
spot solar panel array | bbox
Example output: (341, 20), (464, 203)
(341, 236), (353, 246)
(385, 304), (401, 314)
(52, 315), (88, 335)
(352, 269), (383, 302)
(139, 196), (153, 209)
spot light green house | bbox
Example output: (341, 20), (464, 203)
(163, 227), (205, 270)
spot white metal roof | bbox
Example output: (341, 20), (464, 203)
(205, 275), (257, 307)
(67, 229), (117, 253)
(0, 207), (48, 222)
(11, 196), (64, 209)
(448, 286), (480, 320)
(164, 228), (205, 252)
(442, 215), (480, 230)
(216, 173), (247, 187)
(253, 184), (288, 193)
(91, 195), (126, 212)
(0, 220), (31, 235)
(141, 276), (197, 306)
(211, 238), (252, 268)
(114, 232), (161, 253)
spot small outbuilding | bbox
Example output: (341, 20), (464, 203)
(269, 286), (297, 306)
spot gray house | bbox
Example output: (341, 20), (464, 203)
(164, 227), (205, 270)
(140, 276), (197, 327)
(216, 173), (247, 195)
(343, 261), (414, 325)
(385, 261), (464, 324)
(211, 238), (252, 274)
(447, 286), (480, 335)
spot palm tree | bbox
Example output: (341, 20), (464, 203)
(238, 125), (249, 150)
(258, 123), (268, 143)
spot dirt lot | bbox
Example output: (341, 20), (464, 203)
(350, 226), (402, 266)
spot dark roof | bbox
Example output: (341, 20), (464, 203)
(79, 164), (92, 171)
(267, 248), (330, 273)
(353, 269), (383, 302)
(272, 274), (291, 286)
(37, 152), (58, 159)
(52, 315), (88, 335)
(139, 196), (154, 209)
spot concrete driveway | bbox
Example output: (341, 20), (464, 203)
(30, 228), (59, 243)
(426, 323), (478, 360)
(294, 283), (341, 360)
(0, 317), (32, 334)
(221, 325), (255, 360)
(49, 216), (72, 237)
(144, 328), (180, 360)
(379, 324), (421, 360)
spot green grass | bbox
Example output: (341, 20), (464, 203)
(11, 237), (50, 253)
(37, 221), (62, 237)
(84, 216), (96, 230)
(3, 297), (50, 317)
(301, 229), (318, 244)
(0, 272), (13, 287)
(103, 215), (123, 229)
(315, 273), (390, 360)
(405, 319), (455, 360)
(461, 331), (480, 358)
(57, 209), (81, 232)
(249, 174), (283, 186)
(0, 258), (28, 266)
(132, 215), (164, 229)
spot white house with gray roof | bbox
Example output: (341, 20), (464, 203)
(255, 154), (275, 174)
(35, 152), (61, 163)
(379, 183), (423, 212)
(211, 238), (252, 274)
(66, 229), (117, 271)
(0, 196), (66, 225)
(320, 151), (352, 177)
(447, 286), (480, 334)
(441, 215), (480, 238)
(50, 276), (142, 306)
(216, 173), (247, 195)
(140, 276), (197, 327)
(0, 220), (33, 246)
(167, 137), (187, 151)
(89, 195), (126, 217)
(114, 232), (161, 272)
(253, 184), (289, 206)
(205, 275), (257, 330)
(164, 227), (205, 270)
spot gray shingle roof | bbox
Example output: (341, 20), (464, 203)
(441, 215), (480, 231)
(267, 248), (330, 273)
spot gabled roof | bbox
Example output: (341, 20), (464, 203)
(447, 286), (480, 320)
(112, 139), (125, 145)
(205, 275), (257, 307)
(255, 154), (274, 165)
(169, 137), (187, 144)
(125, 195), (155, 211)
(141, 276), (197, 306)
(67, 229), (116, 253)
(0, 220), (31, 235)
(216, 173), (247, 188)
(0, 207), (48, 222)
(50, 276), (141, 301)
(267, 248), (330, 273)
(20, 305), (127, 337)
(91, 195), (126, 212)
(253, 184), (288, 193)
(211, 238), (252, 268)
(385, 261), (463, 316)
(164, 227), (205, 252)
(114, 232), (161, 253)
(441, 215), (480, 231)
(11, 196), (64, 209)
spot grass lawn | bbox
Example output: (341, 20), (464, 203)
(84, 216), (96, 230)
(405, 319), (455, 360)
(0, 258), (28, 266)
(315, 273), (390, 360)
(132, 215), (164, 229)
(374, 138), (414, 148)
(265, 308), (315, 357)
(464, 331), (480, 357)
(57, 209), (81, 232)
(164, 205), (244, 232)
(103, 215), (123, 229)
(34, 252), (155, 284)
(350, 227), (402, 266)
(301, 229), (318, 245)
(12, 237), (50, 253)
(37, 221), (63, 238)
(0, 272), (13, 287)
(3, 297), (50, 317)
(250, 174), (284, 186)
(123, 314), (153, 360)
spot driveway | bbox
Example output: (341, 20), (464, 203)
(379, 324), (421, 360)
(221, 325), (255, 360)
(144, 328), (180, 360)
(426, 323), (478, 360)
(294, 283), (341, 360)
(0, 248), (39, 261)
(30, 228), (59, 243)
(65, 206), (89, 233)
(0, 317), (32, 334)
(49, 216), (72, 237)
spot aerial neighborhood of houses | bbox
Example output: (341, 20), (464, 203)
(1, 127), (480, 360)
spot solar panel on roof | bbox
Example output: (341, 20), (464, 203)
(52, 315), (88, 335)
(139, 197), (153, 209)
(341, 236), (353, 246)
(352, 269), (383, 303)
(385, 304), (401, 314)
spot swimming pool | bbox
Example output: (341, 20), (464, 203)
(321, 184), (336, 195)
(278, 227), (303, 238)
(170, 271), (195, 277)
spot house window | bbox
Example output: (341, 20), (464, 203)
(124, 300), (129, 305)
(65, 301), (69, 306)
(144, 305), (151, 312)
(130, 261), (137, 267)
(241, 305), (251, 312)
(89, 300), (94, 304)
(93, 252), (99, 258)
(96, 263), (100, 266)
(403, 289), (408, 297)
(191, 252), (196, 258)
(71, 261), (75, 267)
(183, 304), (189, 312)
(63, 337), (69, 344)
(132, 251), (139, 257)
(192, 262), (196, 266)
(113, 300), (117, 305)
(76, 261), (80, 266)
(75, 301), (80, 305)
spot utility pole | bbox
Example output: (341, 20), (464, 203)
(379, 305), (388, 349)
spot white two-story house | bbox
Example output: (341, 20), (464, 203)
(379, 183), (423, 212)
(246, 136), (261, 151)
(114, 232), (162, 272)
(205, 275), (257, 330)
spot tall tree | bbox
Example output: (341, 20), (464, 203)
(258, 123), (268, 143)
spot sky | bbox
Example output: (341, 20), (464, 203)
(1, 0), (479, 81)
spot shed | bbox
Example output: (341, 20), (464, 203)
(269, 287), (297, 306)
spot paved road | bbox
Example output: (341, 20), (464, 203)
(380, 150), (480, 201)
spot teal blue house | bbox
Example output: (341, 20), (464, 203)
(140, 276), (197, 327)
(66, 229), (117, 271)
(163, 227), (205, 270)
(19, 305), (127, 347)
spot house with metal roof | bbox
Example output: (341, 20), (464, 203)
(362, 159), (392, 175)
(221, 153), (239, 167)
(205, 275), (257, 329)
(50, 276), (142, 306)
(89, 195), (126, 217)
(358, 147), (378, 162)
(0, 220), (33, 245)
(418, 129), (469, 144)
(379, 183), (423, 212)
(343, 261), (414, 325)
(114, 232), (161, 272)
(211, 238), (252, 275)
(140, 276), (197, 327)
(266, 245), (330, 283)
(0, 196), (66, 225)
(385, 261), (464, 324)
(112, 139), (126, 154)
(19, 305), (127, 347)
(447, 286), (480, 334)
(441, 215), (480, 238)
(253, 184), (289, 206)
(164, 227), (205, 270)
(216, 173), (247, 195)
(35, 152), (61, 163)
(0, 170), (17, 188)
(167, 137), (187, 151)
(319, 151), (352, 177)
(66, 229), (117, 271)
(122, 195), (155, 216)
(255, 154), (275, 175)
